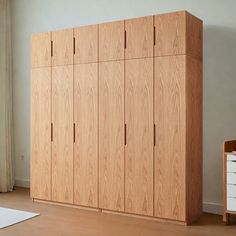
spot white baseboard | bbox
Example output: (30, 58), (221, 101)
(203, 201), (223, 215)
(14, 178), (30, 188)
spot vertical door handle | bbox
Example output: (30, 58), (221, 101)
(51, 41), (53, 57)
(154, 124), (156, 146)
(73, 37), (75, 55)
(124, 124), (127, 145)
(51, 123), (53, 142)
(124, 30), (127, 49)
(73, 123), (75, 143)
(154, 26), (156, 46)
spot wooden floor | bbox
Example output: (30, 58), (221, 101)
(0, 188), (235, 236)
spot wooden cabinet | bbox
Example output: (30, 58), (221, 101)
(74, 63), (98, 207)
(52, 65), (74, 204)
(154, 55), (186, 221)
(31, 67), (51, 200)
(74, 25), (98, 64)
(31, 32), (51, 68)
(99, 21), (124, 61)
(31, 10), (202, 225)
(52, 29), (73, 66)
(99, 61), (124, 212)
(125, 16), (153, 59)
(155, 11), (202, 59)
(125, 58), (154, 216)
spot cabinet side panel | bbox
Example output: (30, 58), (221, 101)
(186, 56), (202, 223)
(31, 67), (51, 200)
(186, 13), (203, 60)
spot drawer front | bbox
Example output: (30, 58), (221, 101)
(227, 197), (236, 212)
(227, 173), (236, 184)
(227, 154), (236, 161)
(227, 184), (236, 197)
(227, 161), (236, 172)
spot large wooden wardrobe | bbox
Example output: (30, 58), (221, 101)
(31, 10), (202, 225)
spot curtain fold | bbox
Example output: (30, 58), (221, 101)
(0, 0), (14, 192)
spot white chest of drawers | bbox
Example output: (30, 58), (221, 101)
(226, 155), (236, 212)
(223, 140), (236, 224)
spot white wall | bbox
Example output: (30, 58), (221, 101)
(11, 0), (236, 214)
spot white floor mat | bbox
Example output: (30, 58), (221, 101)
(0, 207), (39, 229)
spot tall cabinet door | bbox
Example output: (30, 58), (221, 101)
(125, 16), (153, 59)
(31, 67), (51, 200)
(154, 55), (186, 221)
(52, 65), (74, 204)
(74, 63), (98, 207)
(99, 61), (124, 212)
(125, 58), (153, 216)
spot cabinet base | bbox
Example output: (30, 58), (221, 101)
(33, 198), (187, 225)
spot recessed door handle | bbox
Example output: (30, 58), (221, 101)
(154, 124), (156, 146)
(51, 123), (53, 142)
(124, 124), (127, 145)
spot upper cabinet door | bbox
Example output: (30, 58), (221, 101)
(74, 25), (98, 64)
(99, 61), (124, 212)
(154, 55), (186, 221)
(52, 29), (73, 66)
(74, 63), (98, 208)
(31, 32), (51, 68)
(125, 16), (153, 59)
(125, 58), (153, 216)
(154, 12), (185, 57)
(31, 67), (51, 200)
(52, 65), (74, 204)
(99, 20), (124, 61)
(155, 11), (202, 59)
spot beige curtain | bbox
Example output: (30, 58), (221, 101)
(0, 0), (14, 192)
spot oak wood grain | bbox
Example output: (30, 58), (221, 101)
(99, 20), (124, 61)
(52, 65), (74, 204)
(125, 16), (153, 59)
(31, 67), (51, 200)
(154, 55), (186, 221)
(52, 29), (73, 66)
(125, 58), (153, 216)
(155, 12), (185, 57)
(74, 63), (98, 207)
(99, 60), (125, 212)
(186, 56), (202, 224)
(31, 32), (51, 68)
(74, 25), (98, 64)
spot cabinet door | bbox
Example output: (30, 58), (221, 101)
(154, 55), (186, 221)
(74, 63), (98, 207)
(125, 58), (153, 216)
(99, 61), (124, 211)
(74, 25), (98, 64)
(52, 29), (73, 66)
(154, 12), (185, 57)
(52, 65), (73, 204)
(99, 21), (124, 61)
(125, 16), (153, 59)
(31, 67), (51, 200)
(31, 32), (51, 68)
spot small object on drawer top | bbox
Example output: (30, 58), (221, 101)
(232, 151), (236, 155)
